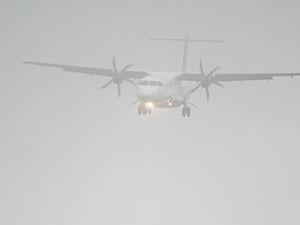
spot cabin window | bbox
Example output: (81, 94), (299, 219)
(150, 81), (156, 86)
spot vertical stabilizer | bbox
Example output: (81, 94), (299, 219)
(181, 35), (189, 73)
(150, 35), (223, 73)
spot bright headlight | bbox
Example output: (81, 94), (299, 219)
(145, 102), (154, 108)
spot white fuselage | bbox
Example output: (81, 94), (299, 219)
(136, 72), (192, 108)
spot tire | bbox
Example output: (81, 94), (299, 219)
(138, 105), (142, 115)
(182, 108), (186, 117)
(187, 108), (191, 117)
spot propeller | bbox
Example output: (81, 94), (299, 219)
(189, 60), (224, 101)
(101, 56), (136, 97)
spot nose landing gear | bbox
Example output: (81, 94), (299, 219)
(182, 105), (191, 117)
(182, 106), (191, 117)
(138, 103), (152, 115)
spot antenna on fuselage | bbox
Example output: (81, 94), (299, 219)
(150, 35), (223, 73)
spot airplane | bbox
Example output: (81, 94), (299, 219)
(24, 35), (300, 117)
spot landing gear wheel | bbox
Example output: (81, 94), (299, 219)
(182, 106), (191, 117)
(187, 107), (191, 117)
(138, 103), (149, 116)
(138, 104), (143, 115)
(182, 108), (185, 117)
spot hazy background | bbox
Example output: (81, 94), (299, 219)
(1, 0), (300, 225)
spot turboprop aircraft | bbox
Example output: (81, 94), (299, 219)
(24, 35), (300, 117)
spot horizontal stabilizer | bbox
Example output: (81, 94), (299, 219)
(189, 39), (224, 43)
(150, 37), (185, 42)
(150, 37), (224, 43)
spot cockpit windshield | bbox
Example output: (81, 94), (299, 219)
(139, 80), (164, 87)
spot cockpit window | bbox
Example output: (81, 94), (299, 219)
(150, 81), (156, 86)
(157, 82), (164, 87)
(139, 80), (148, 86)
(139, 80), (164, 87)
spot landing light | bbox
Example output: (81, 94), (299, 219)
(146, 102), (154, 108)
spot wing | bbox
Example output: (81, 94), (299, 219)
(179, 72), (300, 82)
(24, 61), (150, 79)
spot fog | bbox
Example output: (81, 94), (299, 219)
(1, 0), (300, 225)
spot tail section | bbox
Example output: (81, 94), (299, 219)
(150, 35), (223, 73)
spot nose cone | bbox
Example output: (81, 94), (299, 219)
(136, 85), (163, 102)
(136, 77), (166, 102)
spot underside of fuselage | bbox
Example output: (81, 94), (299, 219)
(135, 75), (192, 116)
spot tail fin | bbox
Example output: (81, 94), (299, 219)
(150, 35), (223, 72)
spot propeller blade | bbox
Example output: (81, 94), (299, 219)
(112, 56), (118, 73)
(199, 60), (205, 76)
(120, 64), (134, 74)
(124, 78), (136, 85)
(205, 87), (210, 101)
(131, 100), (139, 106)
(212, 81), (224, 88)
(207, 66), (221, 78)
(117, 84), (121, 97)
(101, 79), (114, 89)
(189, 82), (202, 93)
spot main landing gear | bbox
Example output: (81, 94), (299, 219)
(138, 103), (152, 115)
(182, 105), (191, 117)
(137, 102), (192, 117)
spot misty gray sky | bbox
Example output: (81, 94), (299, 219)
(1, 1), (300, 225)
